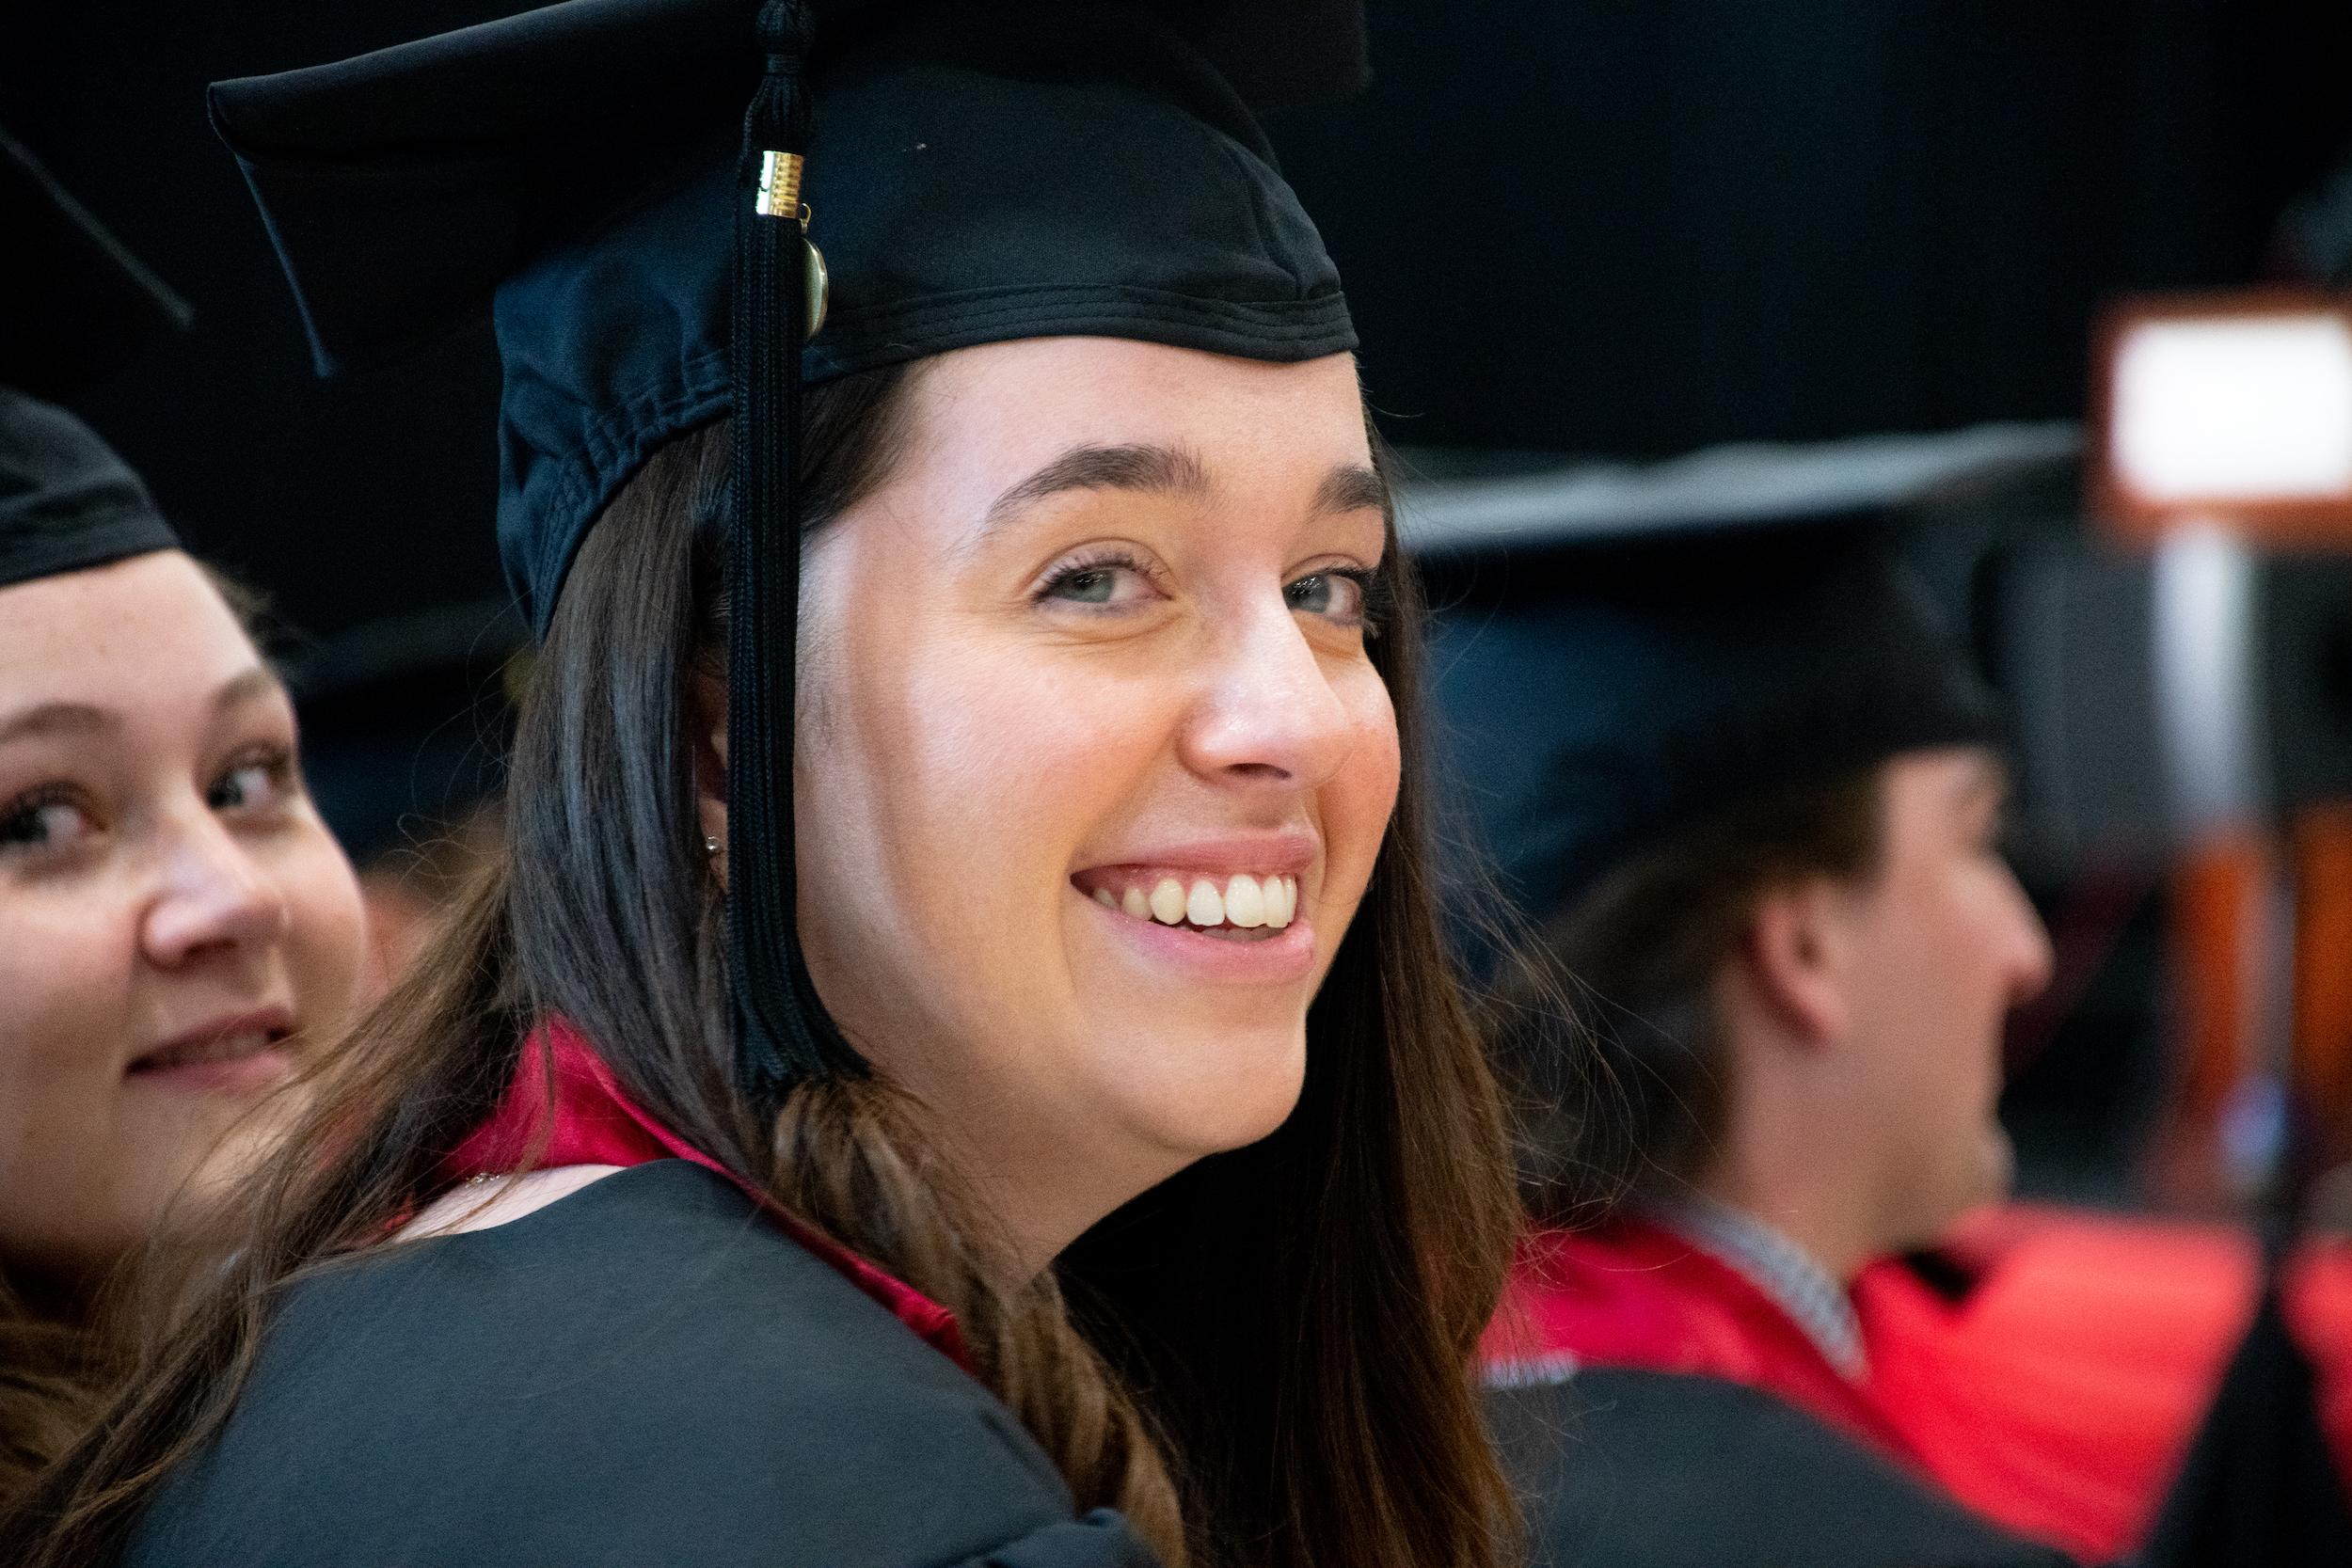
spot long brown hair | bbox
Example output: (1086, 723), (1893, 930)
(5, 363), (1519, 1568)
(0, 1285), (100, 1509)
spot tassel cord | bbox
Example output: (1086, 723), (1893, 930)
(726, 0), (861, 1095)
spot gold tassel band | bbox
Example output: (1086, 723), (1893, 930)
(755, 150), (804, 219)
(755, 151), (826, 337)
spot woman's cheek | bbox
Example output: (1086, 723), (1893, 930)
(1325, 666), (1401, 903)
(0, 899), (131, 1250)
(931, 646), (1160, 829)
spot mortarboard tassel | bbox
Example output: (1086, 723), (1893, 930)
(727, 0), (865, 1097)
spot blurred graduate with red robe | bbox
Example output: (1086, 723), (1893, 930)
(1424, 499), (2351, 1565)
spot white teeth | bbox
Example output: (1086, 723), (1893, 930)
(1095, 872), (1299, 929)
(142, 1029), (273, 1070)
(199, 1030), (265, 1063)
(1149, 878), (1188, 925)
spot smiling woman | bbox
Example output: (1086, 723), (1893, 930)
(0, 398), (368, 1502)
(0, 557), (365, 1273)
(7, 5), (1519, 1567)
(755, 341), (1406, 1266)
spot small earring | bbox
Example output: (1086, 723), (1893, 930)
(704, 835), (722, 857)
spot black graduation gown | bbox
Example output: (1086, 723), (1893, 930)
(124, 1160), (1155, 1567)
(1488, 1368), (2083, 1568)
(2138, 1262), (2352, 1568)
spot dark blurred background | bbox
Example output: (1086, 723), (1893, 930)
(1287, 0), (2352, 451)
(9, 0), (2352, 1204)
(11, 0), (2348, 639)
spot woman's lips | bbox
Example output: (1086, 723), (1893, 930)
(129, 1010), (296, 1094)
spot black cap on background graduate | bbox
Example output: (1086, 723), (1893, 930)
(210, 0), (1367, 1098)
(0, 128), (192, 594)
(293, 599), (530, 875)
(1409, 427), (2067, 932)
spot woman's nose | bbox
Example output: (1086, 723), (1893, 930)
(1177, 601), (1358, 792)
(142, 808), (292, 970)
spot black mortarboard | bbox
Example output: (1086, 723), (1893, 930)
(0, 129), (191, 594)
(1413, 428), (2058, 927)
(293, 601), (529, 873)
(211, 0), (1366, 1097)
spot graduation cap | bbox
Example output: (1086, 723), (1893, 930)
(0, 129), (192, 595)
(292, 599), (530, 876)
(1410, 424), (2071, 928)
(209, 0), (1367, 1098)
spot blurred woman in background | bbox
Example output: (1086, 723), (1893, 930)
(0, 402), (370, 1497)
(0, 131), (370, 1503)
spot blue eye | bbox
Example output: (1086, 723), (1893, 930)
(1048, 565), (1122, 605)
(1037, 551), (1162, 611)
(1286, 574), (1345, 615)
(1286, 567), (1384, 631)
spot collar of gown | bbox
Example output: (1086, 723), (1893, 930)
(1484, 1214), (1908, 1463)
(440, 1018), (969, 1372)
(1647, 1195), (1868, 1381)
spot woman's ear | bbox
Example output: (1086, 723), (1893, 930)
(1739, 878), (1854, 1049)
(691, 672), (729, 886)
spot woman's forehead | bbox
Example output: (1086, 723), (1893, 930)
(0, 551), (264, 716)
(894, 341), (1371, 514)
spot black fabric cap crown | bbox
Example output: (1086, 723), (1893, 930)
(209, 0), (1364, 632)
(1428, 522), (2002, 929)
(294, 602), (529, 872)
(0, 131), (187, 594)
(0, 390), (182, 594)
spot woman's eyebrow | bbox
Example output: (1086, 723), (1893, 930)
(213, 666), (282, 715)
(979, 442), (1215, 538)
(0, 669), (280, 751)
(1313, 463), (1390, 522)
(0, 701), (114, 748)
(976, 445), (1389, 542)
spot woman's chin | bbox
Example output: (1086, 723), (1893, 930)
(1106, 1027), (1309, 1163)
